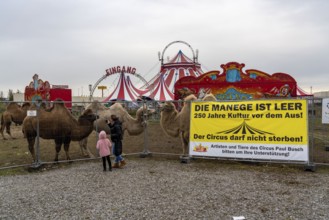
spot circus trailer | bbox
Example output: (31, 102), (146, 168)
(174, 62), (311, 101)
(24, 74), (72, 109)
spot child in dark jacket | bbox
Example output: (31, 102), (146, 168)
(96, 130), (112, 171)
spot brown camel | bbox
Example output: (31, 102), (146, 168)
(160, 93), (216, 157)
(22, 100), (98, 162)
(79, 101), (155, 157)
(1, 102), (31, 140)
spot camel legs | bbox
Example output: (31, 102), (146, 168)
(54, 137), (71, 161)
(180, 131), (190, 157)
(27, 136), (36, 162)
(0, 116), (7, 140)
(63, 137), (71, 161)
(54, 139), (63, 162)
(79, 138), (88, 156)
(5, 124), (15, 139)
(0, 126), (6, 140)
(79, 137), (95, 158)
(0, 123), (14, 140)
(63, 143), (71, 161)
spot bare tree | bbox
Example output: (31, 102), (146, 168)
(8, 89), (13, 101)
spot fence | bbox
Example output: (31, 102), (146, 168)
(0, 97), (329, 170)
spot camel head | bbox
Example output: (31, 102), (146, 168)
(160, 102), (179, 122)
(71, 108), (99, 141)
(184, 94), (197, 102)
(160, 102), (176, 112)
(78, 109), (99, 124)
(21, 102), (31, 110)
(176, 87), (196, 100)
(135, 104), (156, 125)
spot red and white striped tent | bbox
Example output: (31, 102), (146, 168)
(148, 74), (174, 101)
(145, 50), (204, 101)
(103, 72), (148, 102)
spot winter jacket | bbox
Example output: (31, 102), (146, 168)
(96, 131), (112, 157)
(109, 120), (123, 142)
(109, 120), (123, 156)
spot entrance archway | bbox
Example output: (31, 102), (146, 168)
(89, 66), (150, 101)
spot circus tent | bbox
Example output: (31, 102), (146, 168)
(103, 72), (148, 102)
(148, 74), (175, 101)
(144, 50), (204, 101)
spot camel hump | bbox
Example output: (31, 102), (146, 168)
(53, 98), (65, 107)
(86, 100), (108, 111)
(82, 108), (93, 115)
(112, 102), (124, 109)
(6, 102), (20, 110)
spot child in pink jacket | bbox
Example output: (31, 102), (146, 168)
(96, 130), (112, 171)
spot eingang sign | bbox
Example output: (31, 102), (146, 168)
(189, 99), (309, 162)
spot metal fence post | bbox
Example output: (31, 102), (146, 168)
(32, 99), (42, 168)
(304, 97), (316, 171)
(180, 99), (191, 163)
(140, 99), (151, 158)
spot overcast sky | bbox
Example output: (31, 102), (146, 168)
(1, 0), (328, 97)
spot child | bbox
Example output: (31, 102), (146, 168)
(96, 130), (112, 171)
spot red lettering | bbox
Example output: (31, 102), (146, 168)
(127, 66), (131, 73)
(105, 66), (137, 75)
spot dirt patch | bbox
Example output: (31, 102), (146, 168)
(0, 122), (182, 167)
(1, 120), (329, 168)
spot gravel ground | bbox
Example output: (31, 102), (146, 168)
(1, 157), (329, 220)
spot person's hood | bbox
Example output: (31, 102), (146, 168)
(99, 130), (107, 139)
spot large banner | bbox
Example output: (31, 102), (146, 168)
(189, 99), (309, 162)
(322, 98), (329, 124)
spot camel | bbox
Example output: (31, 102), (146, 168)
(160, 93), (216, 158)
(1, 102), (31, 140)
(79, 101), (155, 157)
(22, 99), (98, 162)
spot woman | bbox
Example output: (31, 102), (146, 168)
(108, 114), (126, 168)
